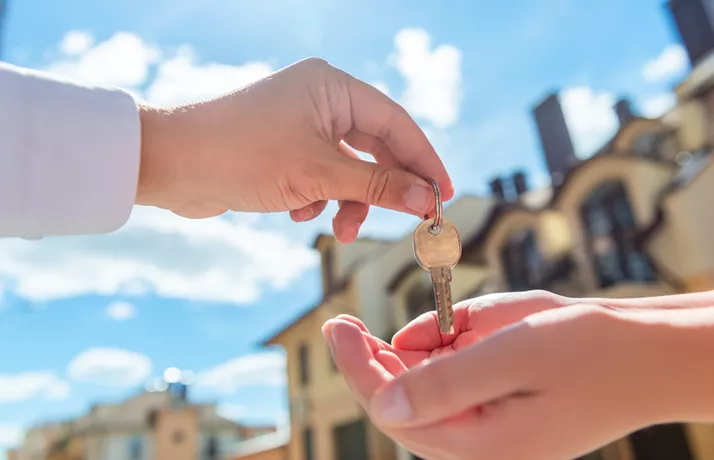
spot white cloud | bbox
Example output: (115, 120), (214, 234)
(370, 81), (391, 99)
(560, 86), (618, 158)
(144, 46), (273, 106)
(196, 350), (286, 394)
(106, 301), (137, 321)
(642, 44), (688, 83)
(67, 348), (152, 387)
(0, 207), (318, 303)
(58, 31), (94, 56)
(389, 28), (462, 129)
(0, 34), (318, 305)
(641, 93), (677, 118)
(0, 372), (70, 404)
(217, 403), (246, 420)
(0, 425), (23, 448)
(47, 32), (159, 90)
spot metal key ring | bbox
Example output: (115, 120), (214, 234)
(428, 179), (443, 235)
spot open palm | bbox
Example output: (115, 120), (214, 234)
(325, 290), (570, 370)
(322, 291), (647, 460)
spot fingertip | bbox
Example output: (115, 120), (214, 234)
(291, 201), (328, 222)
(335, 314), (369, 332)
(441, 179), (455, 202)
(333, 201), (369, 243)
(333, 220), (361, 243)
(392, 312), (443, 351)
(375, 350), (407, 376)
(330, 319), (363, 344)
(321, 319), (337, 342)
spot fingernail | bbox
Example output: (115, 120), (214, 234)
(349, 224), (360, 241)
(374, 384), (412, 423)
(330, 327), (339, 352)
(302, 208), (314, 222)
(405, 185), (431, 215)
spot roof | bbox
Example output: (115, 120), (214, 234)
(460, 151), (678, 263)
(26, 391), (259, 439)
(261, 278), (349, 346)
(228, 428), (289, 458)
(635, 150), (714, 248)
(677, 49), (714, 100)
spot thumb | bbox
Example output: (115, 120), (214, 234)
(368, 322), (531, 428)
(328, 154), (437, 217)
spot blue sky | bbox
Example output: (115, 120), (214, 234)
(0, 0), (690, 455)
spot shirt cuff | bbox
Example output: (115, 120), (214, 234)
(0, 62), (141, 238)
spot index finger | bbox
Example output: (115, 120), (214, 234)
(328, 320), (394, 407)
(345, 74), (454, 202)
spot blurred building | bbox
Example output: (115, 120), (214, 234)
(262, 1), (714, 459)
(6, 382), (281, 460)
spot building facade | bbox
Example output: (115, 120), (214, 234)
(263, 1), (714, 459)
(7, 384), (278, 460)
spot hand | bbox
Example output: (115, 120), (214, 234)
(136, 58), (453, 243)
(323, 291), (673, 460)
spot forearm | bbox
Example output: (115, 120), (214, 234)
(581, 290), (714, 311)
(0, 62), (141, 238)
(625, 306), (714, 423)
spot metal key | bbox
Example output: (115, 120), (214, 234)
(412, 179), (462, 334)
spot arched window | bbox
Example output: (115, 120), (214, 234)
(128, 435), (142, 460)
(500, 228), (542, 291)
(406, 283), (433, 321)
(204, 435), (219, 460)
(580, 181), (654, 287)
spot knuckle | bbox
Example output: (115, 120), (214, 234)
(366, 167), (394, 205)
(300, 57), (332, 73)
(526, 289), (568, 305)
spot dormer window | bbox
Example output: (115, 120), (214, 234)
(406, 283), (433, 321)
(580, 181), (654, 287)
(632, 133), (659, 158)
(500, 228), (542, 291)
(322, 245), (335, 294)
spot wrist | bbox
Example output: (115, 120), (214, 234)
(137, 105), (179, 208)
(619, 307), (714, 424)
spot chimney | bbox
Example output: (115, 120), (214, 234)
(513, 171), (528, 196)
(169, 382), (188, 407)
(489, 177), (506, 201)
(532, 92), (578, 186)
(667, 0), (714, 66)
(614, 98), (635, 126)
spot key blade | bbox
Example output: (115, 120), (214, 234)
(429, 267), (454, 335)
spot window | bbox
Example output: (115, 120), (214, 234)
(632, 133), (659, 158)
(303, 427), (315, 460)
(128, 435), (143, 460)
(298, 343), (310, 386)
(333, 419), (368, 460)
(323, 246), (335, 292)
(203, 435), (219, 460)
(406, 283), (432, 321)
(575, 450), (605, 460)
(580, 181), (654, 288)
(500, 228), (543, 291)
(629, 424), (693, 460)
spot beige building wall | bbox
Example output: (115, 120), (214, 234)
(152, 407), (199, 460)
(231, 445), (288, 460)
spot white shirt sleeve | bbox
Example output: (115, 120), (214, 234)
(0, 62), (141, 238)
